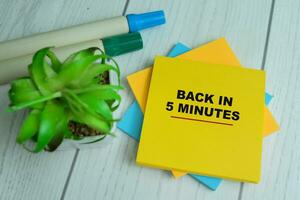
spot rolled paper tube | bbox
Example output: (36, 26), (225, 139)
(0, 17), (128, 61)
(0, 39), (102, 84)
(0, 10), (165, 61)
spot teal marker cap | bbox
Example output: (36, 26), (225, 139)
(102, 32), (143, 57)
(127, 10), (166, 32)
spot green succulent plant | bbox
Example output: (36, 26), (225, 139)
(8, 47), (123, 152)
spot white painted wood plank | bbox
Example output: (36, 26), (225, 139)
(64, 0), (273, 199)
(0, 84), (76, 200)
(0, 0), (127, 200)
(241, 0), (300, 199)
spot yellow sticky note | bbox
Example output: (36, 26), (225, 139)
(137, 56), (265, 182)
(127, 38), (279, 179)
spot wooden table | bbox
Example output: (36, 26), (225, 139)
(0, 0), (299, 199)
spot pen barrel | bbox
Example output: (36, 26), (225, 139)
(0, 39), (103, 84)
(0, 16), (128, 61)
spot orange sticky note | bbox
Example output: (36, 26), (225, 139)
(263, 106), (280, 136)
(127, 38), (279, 178)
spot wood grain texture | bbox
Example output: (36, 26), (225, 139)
(63, 0), (274, 199)
(241, 0), (300, 199)
(0, 84), (76, 200)
(0, 0), (126, 200)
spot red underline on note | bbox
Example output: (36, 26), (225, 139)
(170, 116), (234, 126)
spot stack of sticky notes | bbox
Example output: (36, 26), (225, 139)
(117, 38), (279, 190)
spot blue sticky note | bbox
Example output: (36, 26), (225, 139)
(117, 101), (143, 140)
(168, 42), (191, 57)
(265, 92), (273, 105)
(117, 42), (273, 191)
(190, 174), (221, 190)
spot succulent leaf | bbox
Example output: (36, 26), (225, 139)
(78, 63), (119, 86)
(78, 92), (113, 121)
(34, 101), (65, 152)
(9, 78), (43, 109)
(46, 50), (62, 72)
(29, 47), (53, 95)
(46, 111), (69, 151)
(17, 109), (40, 144)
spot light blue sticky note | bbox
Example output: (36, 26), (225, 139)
(117, 42), (273, 191)
(265, 92), (273, 105)
(117, 101), (143, 140)
(167, 42), (191, 57)
(190, 174), (221, 190)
